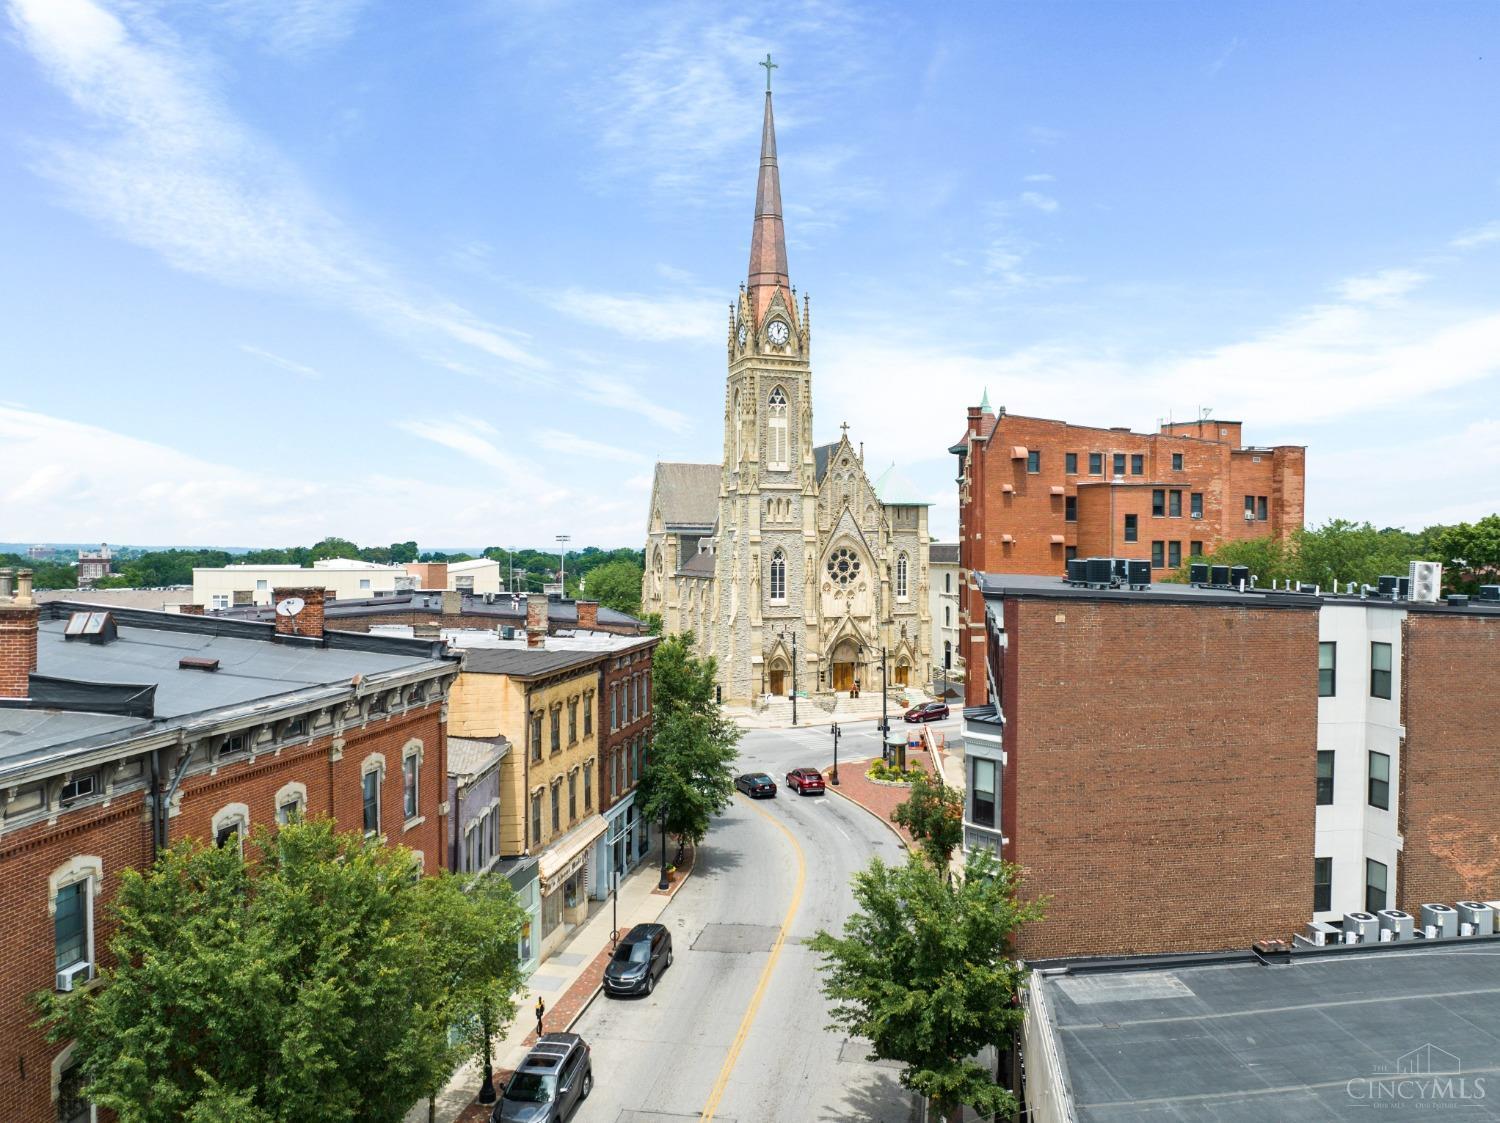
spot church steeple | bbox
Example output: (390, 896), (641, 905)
(746, 59), (789, 322)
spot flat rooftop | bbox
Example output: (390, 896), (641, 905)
(1031, 941), (1500, 1121)
(214, 592), (643, 630)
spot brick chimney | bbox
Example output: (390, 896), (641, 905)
(177, 604), (205, 616)
(273, 587), (326, 639)
(441, 589), (462, 617)
(576, 600), (599, 631)
(0, 568), (39, 699)
(525, 594), (548, 649)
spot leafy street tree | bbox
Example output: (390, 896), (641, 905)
(39, 820), (525, 1123)
(580, 558), (644, 616)
(811, 848), (1044, 1123)
(638, 633), (741, 863)
(1433, 515), (1500, 590)
(1172, 519), (1452, 591)
(891, 773), (965, 873)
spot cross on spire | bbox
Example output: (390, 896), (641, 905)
(840, 421), (850, 438)
(760, 53), (778, 91)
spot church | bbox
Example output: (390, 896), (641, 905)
(642, 69), (932, 708)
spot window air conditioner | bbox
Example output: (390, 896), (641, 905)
(56, 961), (93, 992)
(1190, 512), (1202, 519)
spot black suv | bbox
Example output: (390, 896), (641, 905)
(602, 922), (673, 997)
(492, 1033), (591, 1123)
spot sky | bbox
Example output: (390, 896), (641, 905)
(2, 0), (1498, 549)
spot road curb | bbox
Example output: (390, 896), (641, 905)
(823, 776), (909, 851)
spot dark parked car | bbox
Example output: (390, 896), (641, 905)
(903, 701), (950, 723)
(785, 767), (825, 795)
(603, 922), (673, 997)
(493, 1033), (591, 1123)
(735, 772), (778, 798)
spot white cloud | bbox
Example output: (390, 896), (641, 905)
(1019, 191), (1059, 213)
(1336, 268), (1428, 303)
(212, 0), (370, 57)
(577, 373), (692, 434)
(396, 416), (560, 499)
(1023, 173), (1054, 183)
(240, 344), (320, 380)
(549, 288), (724, 342)
(536, 430), (649, 464)
(6, 0), (543, 373)
(1451, 221), (1500, 250)
(1206, 36), (1242, 76)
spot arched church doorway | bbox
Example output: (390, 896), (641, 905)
(831, 640), (858, 693)
(768, 661), (787, 697)
(894, 659), (910, 687)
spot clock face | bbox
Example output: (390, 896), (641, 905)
(767, 320), (789, 346)
(737, 323), (748, 347)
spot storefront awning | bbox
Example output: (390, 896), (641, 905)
(538, 814), (607, 894)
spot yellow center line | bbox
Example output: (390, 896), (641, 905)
(699, 792), (808, 1122)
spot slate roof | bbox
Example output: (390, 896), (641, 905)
(928, 542), (960, 566)
(459, 647), (610, 679)
(214, 593), (643, 631)
(680, 551), (717, 577)
(813, 442), (838, 484)
(652, 462), (720, 528)
(447, 736), (509, 779)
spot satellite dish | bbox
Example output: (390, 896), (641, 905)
(276, 597), (306, 617)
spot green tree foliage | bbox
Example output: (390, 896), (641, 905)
(1432, 515), (1500, 591)
(1172, 519), (1456, 591)
(811, 848), (1043, 1123)
(638, 634), (740, 858)
(580, 559), (644, 616)
(891, 773), (965, 873)
(39, 820), (525, 1123)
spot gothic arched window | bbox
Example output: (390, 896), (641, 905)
(767, 386), (789, 470)
(896, 552), (910, 600)
(769, 549), (786, 602)
(733, 390), (742, 464)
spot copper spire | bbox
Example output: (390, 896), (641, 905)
(746, 86), (789, 318)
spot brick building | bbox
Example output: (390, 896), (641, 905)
(0, 572), (459, 1123)
(961, 568), (1500, 961)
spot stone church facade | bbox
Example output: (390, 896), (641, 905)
(642, 81), (931, 707)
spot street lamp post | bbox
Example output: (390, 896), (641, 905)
(879, 644), (890, 757)
(657, 810), (669, 891)
(830, 721), (841, 785)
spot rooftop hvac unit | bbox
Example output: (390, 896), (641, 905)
(1377, 909), (1414, 940)
(1189, 562), (1210, 585)
(500, 626), (516, 640)
(1409, 561), (1442, 604)
(1111, 558), (1130, 582)
(1126, 559), (1151, 588)
(1084, 557), (1113, 586)
(1066, 558), (1087, 584)
(1229, 565), (1251, 589)
(1297, 582), (1320, 595)
(1209, 564), (1231, 586)
(1420, 903), (1457, 939)
(1447, 594), (1470, 607)
(1377, 575), (1400, 597)
(1343, 912), (1378, 943)
(1478, 585), (1500, 602)
(1302, 920), (1341, 947)
(1456, 902), (1495, 935)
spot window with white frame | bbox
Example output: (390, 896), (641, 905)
(362, 754), (385, 836)
(55, 1049), (94, 1123)
(51, 856), (102, 982)
(767, 386), (789, 469)
(402, 740), (422, 823)
(769, 549), (786, 602)
(212, 803), (249, 854)
(896, 553), (909, 600)
(211, 593), (230, 610)
(275, 782), (307, 826)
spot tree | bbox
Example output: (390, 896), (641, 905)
(891, 773), (964, 873)
(582, 559), (644, 617)
(39, 820), (525, 1123)
(650, 633), (718, 723)
(811, 848), (1044, 1123)
(1434, 515), (1500, 591)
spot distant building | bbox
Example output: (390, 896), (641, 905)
(206, 590), (646, 637)
(0, 573), (459, 1123)
(75, 544), (113, 588)
(404, 558), (503, 595)
(26, 545), (50, 560)
(928, 542), (962, 690)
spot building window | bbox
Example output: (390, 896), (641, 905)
(211, 593), (230, 610)
(1123, 514), (1138, 543)
(611, 687), (618, 731)
(1026, 449), (1040, 474)
(1112, 452), (1126, 477)
(945, 572), (951, 593)
(767, 386), (790, 469)
(1171, 452), (1183, 471)
(1151, 541), (1165, 568)
(970, 758), (996, 828)
(896, 553), (909, 600)
(1168, 490), (1181, 518)
(1130, 453), (1144, 476)
(584, 763), (593, 811)
(551, 782), (561, 833)
(1368, 751), (1390, 810)
(1189, 491), (1203, 519)
(1190, 540), (1203, 557)
(769, 550), (786, 602)
(54, 880), (92, 976)
(944, 640), (952, 669)
(56, 1055), (92, 1123)
(1316, 750), (1334, 805)
(1257, 496), (1268, 522)
(60, 774), (96, 804)
(1318, 642), (1336, 696)
(1065, 545), (1077, 562)
(584, 690), (593, 736)
(1065, 496), (1076, 522)
(944, 605), (951, 626)
(403, 753), (419, 821)
(615, 749), (624, 798)
(568, 698), (578, 744)
(1168, 541), (1181, 568)
(1370, 642), (1392, 699)
(530, 790), (542, 845)
(1152, 489), (1165, 517)
(1088, 452), (1102, 475)
(362, 768), (381, 836)
(1065, 452), (1077, 474)
(1314, 857), (1332, 913)
(212, 803), (249, 853)
(275, 782), (307, 825)
(568, 771), (578, 822)
(1365, 859), (1388, 913)
(550, 706), (561, 753)
(530, 711), (543, 761)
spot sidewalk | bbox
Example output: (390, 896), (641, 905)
(406, 845), (697, 1123)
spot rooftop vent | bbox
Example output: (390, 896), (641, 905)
(63, 611), (117, 644)
(178, 656), (220, 672)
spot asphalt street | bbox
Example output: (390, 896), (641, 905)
(568, 719), (960, 1123)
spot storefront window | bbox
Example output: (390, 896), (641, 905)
(542, 887), (562, 935)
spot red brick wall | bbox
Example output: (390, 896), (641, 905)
(1398, 614), (1500, 910)
(0, 702), (446, 1123)
(599, 643), (656, 813)
(0, 604), (39, 699)
(1003, 596), (1318, 959)
(272, 587), (325, 638)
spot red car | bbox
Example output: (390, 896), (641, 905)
(904, 701), (950, 723)
(785, 767), (826, 795)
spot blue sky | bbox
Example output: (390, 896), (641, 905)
(2, 0), (1498, 548)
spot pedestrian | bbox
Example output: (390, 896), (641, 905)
(853, 678), (860, 698)
(534, 996), (545, 1038)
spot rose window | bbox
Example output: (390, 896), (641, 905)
(826, 548), (861, 586)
